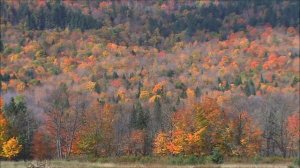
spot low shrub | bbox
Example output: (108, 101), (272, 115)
(293, 157), (300, 166)
(211, 148), (224, 164)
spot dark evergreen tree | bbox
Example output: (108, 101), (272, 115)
(112, 72), (119, 79)
(0, 39), (4, 53)
(136, 101), (148, 130)
(153, 97), (162, 132)
(291, 76), (299, 87)
(26, 12), (37, 29)
(130, 101), (148, 130)
(224, 81), (230, 91)
(36, 7), (46, 30)
(260, 74), (266, 83)
(217, 77), (222, 84)
(122, 75), (131, 90)
(180, 90), (187, 99)
(136, 81), (142, 98)
(52, 0), (66, 29)
(94, 82), (101, 94)
(244, 79), (256, 96)
(130, 104), (137, 128)
(176, 96), (180, 105)
(234, 75), (242, 86)
(195, 86), (201, 98)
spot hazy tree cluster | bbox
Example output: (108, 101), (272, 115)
(1, 0), (101, 30)
(1, 0), (299, 48)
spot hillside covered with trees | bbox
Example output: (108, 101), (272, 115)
(0, 0), (299, 164)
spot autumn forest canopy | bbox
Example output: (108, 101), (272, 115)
(0, 0), (299, 163)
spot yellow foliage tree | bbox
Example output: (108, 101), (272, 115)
(149, 95), (161, 103)
(2, 137), (22, 159)
(153, 132), (168, 155)
(102, 50), (109, 57)
(16, 82), (26, 93)
(85, 81), (96, 92)
(1, 83), (8, 92)
(139, 90), (150, 100)
(186, 88), (195, 99)
(9, 54), (19, 62)
(154, 108), (207, 156)
(0, 98), (22, 159)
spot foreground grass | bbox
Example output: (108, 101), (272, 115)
(0, 156), (298, 168)
(0, 161), (295, 168)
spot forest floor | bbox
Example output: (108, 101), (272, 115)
(0, 160), (297, 168)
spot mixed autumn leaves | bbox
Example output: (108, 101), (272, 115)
(0, 0), (299, 162)
(0, 89), (299, 160)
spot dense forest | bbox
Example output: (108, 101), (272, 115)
(0, 0), (299, 164)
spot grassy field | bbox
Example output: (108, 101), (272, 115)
(0, 161), (295, 168)
(0, 159), (298, 168)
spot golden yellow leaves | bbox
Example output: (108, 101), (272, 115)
(186, 88), (195, 100)
(147, 82), (166, 102)
(85, 81), (96, 92)
(46, 56), (57, 64)
(102, 50), (109, 57)
(149, 95), (161, 103)
(1, 137), (22, 159)
(1, 83), (8, 92)
(153, 128), (206, 156)
(5, 79), (27, 93)
(117, 89), (126, 102)
(9, 54), (20, 62)
(16, 82), (26, 93)
(35, 50), (46, 59)
(153, 132), (168, 155)
(153, 107), (207, 156)
(139, 90), (150, 100)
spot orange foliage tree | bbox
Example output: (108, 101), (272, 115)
(154, 106), (206, 156)
(124, 130), (145, 156)
(154, 97), (263, 157)
(227, 111), (262, 157)
(287, 113), (300, 155)
(31, 127), (56, 160)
